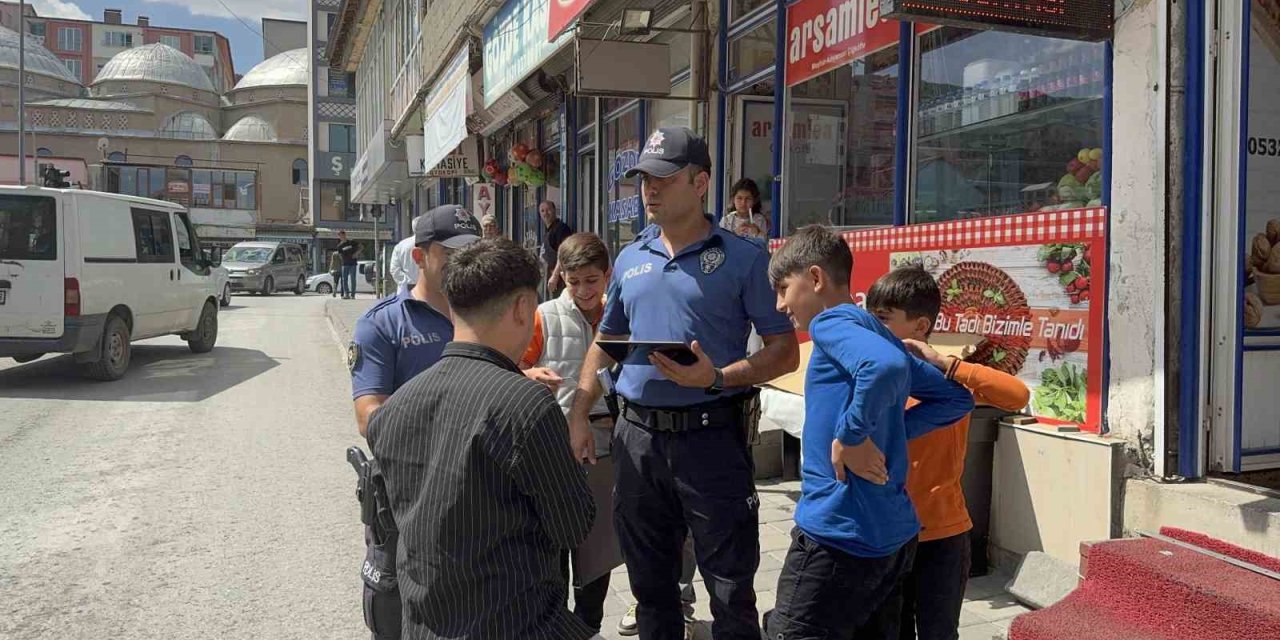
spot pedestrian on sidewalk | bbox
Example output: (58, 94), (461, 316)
(865, 267), (1029, 640)
(347, 204), (481, 640)
(764, 225), (973, 639)
(368, 237), (598, 640)
(567, 127), (800, 640)
(540, 200), (574, 298)
(389, 215), (423, 294)
(336, 230), (361, 299)
(518, 232), (619, 634)
(328, 250), (342, 298)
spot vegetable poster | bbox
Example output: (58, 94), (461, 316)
(843, 209), (1108, 432)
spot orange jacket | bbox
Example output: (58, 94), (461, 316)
(906, 360), (1029, 542)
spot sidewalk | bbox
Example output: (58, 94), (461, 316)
(323, 299), (1026, 639)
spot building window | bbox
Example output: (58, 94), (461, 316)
(328, 124), (357, 153)
(319, 181), (355, 221)
(328, 70), (353, 98)
(102, 31), (134, 48)
(323, 12), (335, 41)
(29, 22), (45, 37)
(159, 35), (182, 49)
(727, 19), (775, 84)
(912, 28), (1105, 222)
(174, 155), (193, 167)
(292, 159), (307, 185)
(57, 27), (81, 52)
(194, 35), (214, 54)
(62, 58), (81, 80)
(36, 147), (52, 157)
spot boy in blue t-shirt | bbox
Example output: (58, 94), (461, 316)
(764, 225), (973, 638)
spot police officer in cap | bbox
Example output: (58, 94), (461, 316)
(348, 203), (481, 640)
(568, 127), (799, 640)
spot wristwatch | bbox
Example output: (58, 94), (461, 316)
(705, 368), (725, 395)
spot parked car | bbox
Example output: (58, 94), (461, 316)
(223, 241), (308, 295)
(306, 260), (377, 295)
(212, 263), (230, 307)
(0, 186), (222, 380)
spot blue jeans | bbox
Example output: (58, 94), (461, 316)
(340, 264), (357, 297)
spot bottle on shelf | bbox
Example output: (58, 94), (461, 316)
(975, 80), (989, 123)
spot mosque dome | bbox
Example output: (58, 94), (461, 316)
(94, 43), (215, 93)
(233, 48), (308, 90)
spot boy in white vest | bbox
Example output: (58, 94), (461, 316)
(520, 233), (622, 635)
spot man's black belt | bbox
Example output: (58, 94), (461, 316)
(620, 397), (744, 433)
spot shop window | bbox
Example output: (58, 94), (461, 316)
(319, 181), (354, 221)
(913, 28), (1105, 223)
(727, 19), (776, 84)
(192, 169), (212, 206)
(604, 107), (643, 256)
(329, 124), (357, 153)
(784, 44), (900, 231)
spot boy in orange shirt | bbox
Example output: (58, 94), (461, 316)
(867, 266), (1030, 640)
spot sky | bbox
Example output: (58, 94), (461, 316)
(24, 0), (309, 76)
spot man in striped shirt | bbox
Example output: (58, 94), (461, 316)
(368, 238), (598, 640)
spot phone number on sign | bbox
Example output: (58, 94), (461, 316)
(1247, 137), (1280, 156)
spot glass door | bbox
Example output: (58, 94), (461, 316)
(1208, 0), (1280, 473)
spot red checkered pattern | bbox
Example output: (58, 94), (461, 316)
(768, 208), (1108, 253)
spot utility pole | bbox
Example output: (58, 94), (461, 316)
(18, 0), (27, 185)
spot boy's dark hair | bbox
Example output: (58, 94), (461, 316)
(767, 224), (852, 287)
(444, 238), (541, 322)
(866, 265), (942, 327)
(557, 232), (611, 274)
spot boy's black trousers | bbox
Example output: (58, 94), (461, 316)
(765, 528), (917, 640)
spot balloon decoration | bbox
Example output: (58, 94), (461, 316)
(488, 141), (552, 189)
(525, 148), (544, 169)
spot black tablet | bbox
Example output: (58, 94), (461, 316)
(597, 340), (698, 366)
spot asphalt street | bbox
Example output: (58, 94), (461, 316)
(0, 294), (367, 640)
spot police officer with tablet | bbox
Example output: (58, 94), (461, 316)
(567, 127), (799, 640)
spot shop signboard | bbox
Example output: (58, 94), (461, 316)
(317, 151), (354, 180)
(422, 49), (472, 176)
(426, 138), (482, 178)
(607, 147), (641, 223)
(472, 183), (495, 222)
(548, 0), (592, 41)
(785, 0), (903, 87)
(773, 208), (1108, 431)
(880, 0), (1112, 42)
(482, 0), (573, 108)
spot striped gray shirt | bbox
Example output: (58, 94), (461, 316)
(367, 342), (596, 640)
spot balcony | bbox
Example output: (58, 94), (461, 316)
(388, 38), (423, 132)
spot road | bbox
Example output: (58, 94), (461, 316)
(0, 294), (367, 640)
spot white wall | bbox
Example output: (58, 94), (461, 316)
(1106, 0), (1165, 460)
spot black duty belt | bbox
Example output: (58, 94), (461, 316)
(621, 398), (744, 433)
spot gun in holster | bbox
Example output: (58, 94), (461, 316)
(347, 447), (399, 595)
(740, 387), (763, 446)
(597, 366), (621, 421)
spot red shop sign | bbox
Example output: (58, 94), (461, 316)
(548, 0), (593, 41)
(785, 0), (937, 87)
(770, 208), (1109, 433)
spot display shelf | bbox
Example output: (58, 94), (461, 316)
(919, 97), (1104, 144)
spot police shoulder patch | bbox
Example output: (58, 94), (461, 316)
(347, 342), (361, 373)
(700, 247), (726, 274)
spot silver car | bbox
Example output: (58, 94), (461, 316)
(223, 241), (309, 296)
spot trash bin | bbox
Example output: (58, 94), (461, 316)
(962, 406), (1005, 576)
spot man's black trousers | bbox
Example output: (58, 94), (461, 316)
(612, 414), (760, 640)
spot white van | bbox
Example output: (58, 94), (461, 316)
(0, 186), (221, 380)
